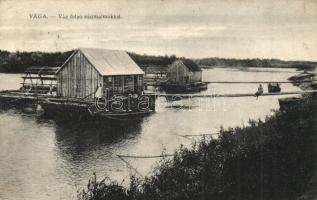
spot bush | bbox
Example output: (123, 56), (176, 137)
(79, 96), (317, 200)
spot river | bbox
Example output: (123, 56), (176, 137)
(0, 67), (302, 200)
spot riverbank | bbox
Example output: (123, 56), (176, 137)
(288, 71), (316, 90)
(78, 92), (317, 200)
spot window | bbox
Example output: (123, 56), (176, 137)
(114, 76), (123, 93)
(138, 76), (143, 90)
(124, 75), (134, 93)
(103, 76), (113, 97)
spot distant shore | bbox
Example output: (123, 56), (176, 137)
(0, 49), (316, 73)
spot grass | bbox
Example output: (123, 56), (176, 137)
(78, 94), (317, 200)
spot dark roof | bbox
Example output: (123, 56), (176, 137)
(180, 59), (202, 72)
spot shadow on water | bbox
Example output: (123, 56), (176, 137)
(52, 117), (144, 162)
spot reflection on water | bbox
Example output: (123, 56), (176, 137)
(53, 119), (144, 196)
(0, 113), (144, 200)
(0, 68), (303, 200)
(54, 119), (143, 163)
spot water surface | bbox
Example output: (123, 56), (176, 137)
(0, 67), (302, 200)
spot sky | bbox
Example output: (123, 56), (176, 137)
(0, 0), (317, 61)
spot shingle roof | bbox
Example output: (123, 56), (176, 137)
(179, 59), (202, 72)
(58, 48), (144, 76)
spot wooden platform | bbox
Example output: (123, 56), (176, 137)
(0, 91), (155, 120)
(1, 90), (317, 120)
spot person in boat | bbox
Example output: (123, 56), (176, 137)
(255, 84), (264, 99)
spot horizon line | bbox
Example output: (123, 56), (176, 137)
(1, 48), (317, 63)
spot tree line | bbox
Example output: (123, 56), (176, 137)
(0, 49), (316, 73)
(196, 57), (317, 70)
(0, 50), (178, 73)
(0, 50), (73, 73)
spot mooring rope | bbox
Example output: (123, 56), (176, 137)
(2, 90), (317, 101)
(147, 89), (317, 98)
(177, 133), (219, 137)
(103, 115), (143, 121)
(116, 155), (143, 176)
(205, 80), (316, 84)
(117, 133), (220, 160)
(117, 154), (174, 159)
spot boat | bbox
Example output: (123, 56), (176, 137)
(268, 83), (281, 93)
(164, 82), (208, 93)
(37, 94), (155, 121)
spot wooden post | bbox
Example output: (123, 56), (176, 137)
(122, 76), (125, 94)
(22, 77), (26, 88)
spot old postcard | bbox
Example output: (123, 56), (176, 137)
(0, 0), (316, 199)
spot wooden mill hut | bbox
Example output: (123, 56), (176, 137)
(56, 48), (144, 98)
(167, 59), (202, 85)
